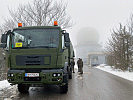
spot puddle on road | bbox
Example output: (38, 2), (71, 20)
(76, 73), (83, 80)
(77, 76), (83, 80)
(76, 71), (91, 80)
(3, 98), (12, 100)
(83, 72), (91, 74)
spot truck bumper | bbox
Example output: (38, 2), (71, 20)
(7, 69), (66, 86)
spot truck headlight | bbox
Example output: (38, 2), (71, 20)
(8, 74), (10, 77)
(10, 74), (14, 77)
(53, 73), (62, 77)
(57, 73), (61, 76)
(11, 73), (14, 77)
(53, 73), (56, 77)
(8, 73), (14, 77)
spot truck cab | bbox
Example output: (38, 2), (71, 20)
(0, 24), (75, 93)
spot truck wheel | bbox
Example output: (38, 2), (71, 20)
(60, 83), (68, 93)
(69, 67), (72, 79)
(18, 84), (29, 93)
(60, 74), (68, 93)
(69, 73), (72, 79)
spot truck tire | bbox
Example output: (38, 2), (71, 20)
(69, 73), (72, 79)
(60, 83), (68, 93)
(69, 67), (72, 79)
(18, 84), (29, 93)
(60, 74), (68, 93)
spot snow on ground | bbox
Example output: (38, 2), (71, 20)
(0, 80), (11, 90)
(96, 64), (133, 82)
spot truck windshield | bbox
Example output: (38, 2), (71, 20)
(12, 28), (59, 49)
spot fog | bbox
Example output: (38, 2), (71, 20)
(75, 27), (103, 61)
(76, 27), (99, 45)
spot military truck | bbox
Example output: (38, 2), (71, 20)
(0, 22), (75, 93)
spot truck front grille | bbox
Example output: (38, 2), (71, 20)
(16, 55), (51, 66)
(25, 61), (41, 65)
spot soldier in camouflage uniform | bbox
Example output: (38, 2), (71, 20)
(77, 58), (83, 74)
(71, 58), (75, 73)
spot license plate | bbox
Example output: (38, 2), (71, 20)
(25, 73), (39, 77)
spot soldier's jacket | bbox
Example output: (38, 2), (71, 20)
(71, 60), (75, 66)
(77, 59), (83, 67)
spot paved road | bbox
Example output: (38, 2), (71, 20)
(1, 65), (133, 100)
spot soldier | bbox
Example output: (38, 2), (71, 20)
(71, 58), (75, 73)
(77, 58), (83, 74)
(77, 58), (80, 72)
(80, 59), (83, 74)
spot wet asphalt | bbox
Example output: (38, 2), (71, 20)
(1, 65), (133, 100)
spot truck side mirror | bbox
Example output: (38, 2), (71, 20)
(65, 42), (70, 47)
(0, 34), (7, 48)
(73, 51), (75, 57)
(64, 33), (70, 42)
(1, 34), (7, 43)
(0, 43), (7, 48)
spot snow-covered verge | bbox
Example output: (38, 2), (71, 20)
(96, 64), (133, 82)
(0, 80), (11, 90)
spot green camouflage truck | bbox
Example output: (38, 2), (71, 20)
(0, 23), (75, 93)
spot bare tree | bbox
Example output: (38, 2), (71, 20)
(127, 14), (133, 71)
(127, 14), (133, 35)
(106, 24), (133, 71)
(1, 0), (72, 33)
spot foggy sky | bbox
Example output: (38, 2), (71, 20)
(67, 0), (133, 47)
(76, 27), (99, 46)
(75, 27), (103, 59)
(0, 0), (133, 47)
